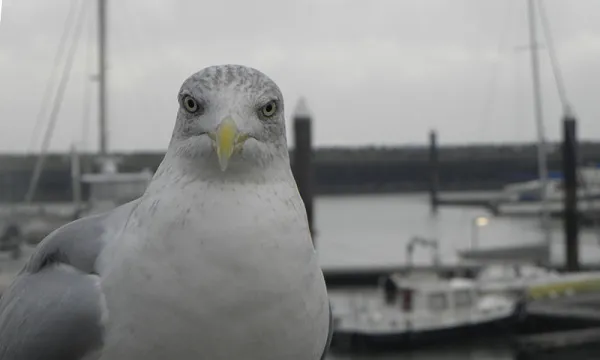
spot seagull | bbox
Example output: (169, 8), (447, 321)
(0, 64), (332, 360)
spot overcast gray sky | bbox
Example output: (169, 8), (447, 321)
(0, 0), (599, 153)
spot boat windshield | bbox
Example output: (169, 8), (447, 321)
(454, 289), (473, 308)
(428, 292), (448, 311)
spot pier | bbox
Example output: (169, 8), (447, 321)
(515, 328), (600, 359)
(514, 293), (600, 358)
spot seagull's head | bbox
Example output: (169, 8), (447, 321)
(168, 64), (289, 174)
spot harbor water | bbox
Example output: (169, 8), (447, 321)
(316, 192), (600, 270)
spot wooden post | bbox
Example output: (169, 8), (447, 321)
(562, 115), (579, 271)
(292, 98), (315, 242)
(429, 130), (440, 213)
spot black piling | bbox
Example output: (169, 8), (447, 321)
(562, 114), (579, 271)
(292, 98), (315, 242)
(429, 130), (440, 213)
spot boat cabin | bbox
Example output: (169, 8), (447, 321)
(382, 273), (477, 314)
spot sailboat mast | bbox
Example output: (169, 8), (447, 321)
(98, 0), (107, 155)
(528, 0), (552, 264)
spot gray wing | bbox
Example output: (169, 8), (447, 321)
(319, 301), (333, 360)
(0, 200), (139, 360)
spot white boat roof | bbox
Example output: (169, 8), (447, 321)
(387, 273), (476, 292)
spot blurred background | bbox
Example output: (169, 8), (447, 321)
(1, 0), (600, 358)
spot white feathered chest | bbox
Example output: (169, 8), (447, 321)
(97, 179), (329, 360)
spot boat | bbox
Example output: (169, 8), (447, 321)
(470, 0), (600, 270)
(329, 236), (523, 351)
(330, 272), (522, 351)
(499, 166), (600, 202)
(0, 0), (152, 259)
(494, 165), (600, 217)
(457, 236), (600, 303)
(488, 0), (600, 225)
(464, 259), (600, 301)
(476, 262), (560, 296)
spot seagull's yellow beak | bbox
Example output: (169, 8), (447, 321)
(210, 117), (248, 171)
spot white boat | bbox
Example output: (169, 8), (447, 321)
(330, 272), (522, 350)
(500, 166), (600, 202)
(474, 262), (560, 296)
(329, 236), (522, 350)
(457, 241), (600, 302)
(474, 262), (600, 301)
(489, 0), (597, 222)
(494, 166), (600, 217)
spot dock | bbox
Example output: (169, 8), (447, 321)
(496, 198), (600, 219)
(434, 192), (499, 213)
(511, 292), (600, 358)
(525, 292), (600, 325)
(457, 243), (549, 264)
(515, 327), (600, 359)
(323, 260), (600, 289)
(435, 191), (600, 223)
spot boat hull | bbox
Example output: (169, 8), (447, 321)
(330, 305), (523, 352)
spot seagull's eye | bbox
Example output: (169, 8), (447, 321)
(259, 100), (277, 118)
(182, 95), (202, 114)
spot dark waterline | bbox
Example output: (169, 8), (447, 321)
(326, 342), (600, 360)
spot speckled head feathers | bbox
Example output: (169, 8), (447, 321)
(179, 64), (282, 97)
(166, 64), (290, 176)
